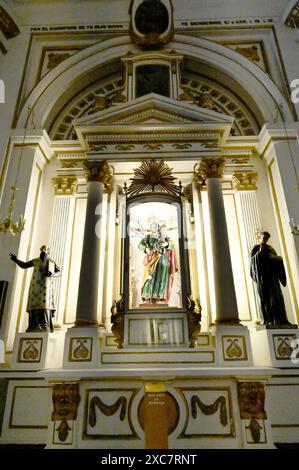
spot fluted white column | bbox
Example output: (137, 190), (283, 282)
(194, 158), (239, 325)
(49, 177), (77, 327)
(233, 173), (261, 322)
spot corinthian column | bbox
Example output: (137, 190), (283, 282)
(194, 158), (239, 325)
(75, 160), (113, 327)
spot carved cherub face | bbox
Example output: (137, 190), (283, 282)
(51, 384), (80, 421)
(238, 382), (266, 419)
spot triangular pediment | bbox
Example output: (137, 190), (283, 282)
(75, 93), (234, 126)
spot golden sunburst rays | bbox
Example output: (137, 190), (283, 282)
(126, 159), (182, 197)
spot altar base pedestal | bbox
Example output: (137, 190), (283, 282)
(63, 327), (101, 369)
(11, 332), (63, 370)
(212, 325), (253, 367)
(250, 327), (299, 367)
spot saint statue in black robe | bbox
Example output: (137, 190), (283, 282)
(250, 231), (292, 327)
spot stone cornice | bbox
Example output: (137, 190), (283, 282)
(258, 123), (299, 157)
(10, 129), (55, 161)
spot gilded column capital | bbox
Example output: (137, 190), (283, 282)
(193, 158), (225, 189)
(52, 177), (78, 195)
(84, 160), (113, 193)
(232, 171), (258, 191)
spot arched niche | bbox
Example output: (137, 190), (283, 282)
(15, 34), (293, 133)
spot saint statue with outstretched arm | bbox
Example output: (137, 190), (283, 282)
(9, 245), (61, 332)
(138, 223), (178, 304)
(250, 231), (292, 327)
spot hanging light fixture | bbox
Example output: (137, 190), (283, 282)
(0, 106), (33, 236)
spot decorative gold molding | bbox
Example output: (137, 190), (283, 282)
(73, 319), (99, 328)
(101, 350), (216, 364)
(83, 160), (113, 193)
(52, 177), (78, 195)
(232, 171), (258, 190)
(194, 158), (225, 188)
(9, 386), (48, 430)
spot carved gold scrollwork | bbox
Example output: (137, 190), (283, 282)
(89, 144), (107, 152)
(23, 340), (39, 360)
(115, 144), (135, 151)
(237, 382), (267, 420)
(191, 395), (228, 427)
(57, 420), (71, 442)
(47, 53), (71, 70)
(246, 418), (263, 443)
(187, 297), (202, 348)
(111, 295), (125, 349)
(172, 143), (192, 150)
(277, 337), (293, 357)
(226, 339), (243, 358)
(235, 45), (261, 63)
(144, 143), (163, 150)
(73, 339), (89, 359)
(89, 396), (127, 427)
